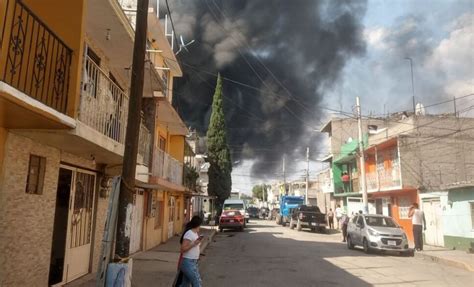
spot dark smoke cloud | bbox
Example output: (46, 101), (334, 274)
(169, 0), (367, 176)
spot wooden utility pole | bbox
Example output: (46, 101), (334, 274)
(305, 147), (309, 205)
(115, 0), (149, 258)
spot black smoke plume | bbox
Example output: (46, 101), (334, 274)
(169, 0), (367, 177)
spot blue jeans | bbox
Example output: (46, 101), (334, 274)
(179, 258), (202, 287)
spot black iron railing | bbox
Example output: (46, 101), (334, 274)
(1, 0), (72, 114)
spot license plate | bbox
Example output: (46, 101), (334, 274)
(387, 240), (396, 246)
(311, 223), (317, 226)
(229, 220), (234, 223)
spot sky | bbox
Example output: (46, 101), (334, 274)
(229, 0), (473, 194)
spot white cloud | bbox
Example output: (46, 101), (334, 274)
(428, 13), (474, 97)
(364, 26), (388, 49)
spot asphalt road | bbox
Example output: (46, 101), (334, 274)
(199, 220), (473, 287)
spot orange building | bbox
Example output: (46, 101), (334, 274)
(364, 138), (418, 241)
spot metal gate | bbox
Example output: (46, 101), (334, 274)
(64, 166), (96, 283)
(422, 199), (444, 246)
(130, 190), (144, 254)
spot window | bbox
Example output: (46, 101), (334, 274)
(168, 197), (175, 222)
(471, 202), (474, 229)
(26, 155), (46, 195)
(177, 201), (181, 220)
(398, 197), (411, 219)
(154, 200), (164, 229)
(159, 136), (166, 151)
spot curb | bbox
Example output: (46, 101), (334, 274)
(200, 229), (217, 253)
(415, 252), (474, 273)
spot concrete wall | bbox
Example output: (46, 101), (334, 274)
(444, 188), (474, 250)
(0, 132), (61, 286)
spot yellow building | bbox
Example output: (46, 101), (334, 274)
(0, 0), (188, 285)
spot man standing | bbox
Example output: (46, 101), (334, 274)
(335, 205), (342, 229)
(409, 203), (426, 251)
(327, 208), (334, 229)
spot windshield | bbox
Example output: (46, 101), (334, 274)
(365, 216), (398, 228)
(224, 204), (244, 210)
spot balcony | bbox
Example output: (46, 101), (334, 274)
(366, 141), (402, 192)
(152, 147), (183, 186)
(1, 0), (74, 127)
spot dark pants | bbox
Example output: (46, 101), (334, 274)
(413, 224), (423, 250)
(342, 225), (348, 242)
(328, 218), (334, 229)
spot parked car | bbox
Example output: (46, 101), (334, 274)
(289, 205), (327, 232)
(223, 199), (249, 225)
(259, 207), (269, 219)
(346, 214), (412, 256)
(219, 210), (245, 232)
(248, 207), (259, 218)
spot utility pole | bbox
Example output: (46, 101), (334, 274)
(283, 155), (287, 195)
(405, 57), (416, 113)
(356, 97), (368, 214)
(115, 0), (149, 258)
(305, 147), (309, 205)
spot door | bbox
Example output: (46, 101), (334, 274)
(65, 168), (96, 283)
(130, 191), (144, 254)
(168, 196), (175, 239)
(49, 168), (73, 285)
(422, 199), (444, 246)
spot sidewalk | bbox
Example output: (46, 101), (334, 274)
(66, 226), (217, 287)
(415, 245), (474, 273)
(132, 226), (217, 287)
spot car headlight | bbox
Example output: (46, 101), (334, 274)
(368, 228), (379, 236)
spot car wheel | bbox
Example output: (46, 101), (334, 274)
(297, 220), (302, 231)
(219, 227), (223, 232)
(347, 236), (355, 250)
(363, 238), (371, 254)
(290, 219), (295, 229)
(240, 226), (244, 232)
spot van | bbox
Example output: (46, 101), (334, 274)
(223, 199), (249, 225)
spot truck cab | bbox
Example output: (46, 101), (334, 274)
(276, 195), (304, 226)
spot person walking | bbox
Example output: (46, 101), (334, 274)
(179, 216), (204, 287)
(327, 208), (334, 229)
(409, 203), (426, 251)
(340, 212), (349, 242)
(335, 205), (343, 229)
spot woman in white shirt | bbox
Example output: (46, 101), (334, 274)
(179, 216), (204, 286)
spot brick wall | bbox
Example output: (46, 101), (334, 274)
(0, 132), (61, 286)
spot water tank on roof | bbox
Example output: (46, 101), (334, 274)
(415, 103), (426, 115)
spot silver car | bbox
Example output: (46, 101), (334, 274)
(346, 214), (411, 255)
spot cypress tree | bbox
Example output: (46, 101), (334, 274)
(207, 74), (232, 212)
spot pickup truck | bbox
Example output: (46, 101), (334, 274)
(276, 195), (304, 226)
(289, 205), (327, 233)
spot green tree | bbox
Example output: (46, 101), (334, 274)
(207, 74), (232, 212)
(252, 184), (269, 201)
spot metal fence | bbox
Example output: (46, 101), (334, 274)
(79, 56), (129, 144)
(152, 148), (183, 186)
(1, 0), (72, 113)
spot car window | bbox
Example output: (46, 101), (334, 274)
(223, 210), (241, 216)
(364, 216), (398, 227)
(224, 204), (244, 210)
(299, 205), (320, 212)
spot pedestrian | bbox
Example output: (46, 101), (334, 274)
(327, 208), (334, 229)
(340, 212), (349, 242)
(335, 205), (342, 229)
(409, 203), (426, 251)
(178, 216), (204, 287)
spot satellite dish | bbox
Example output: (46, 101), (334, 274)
(415, 103), (425, 115)
(176, 35), (195, 55)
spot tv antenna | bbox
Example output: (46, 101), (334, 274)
(176, 35), (195, 55)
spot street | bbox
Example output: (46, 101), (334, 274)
(200, 220), (473, 287)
